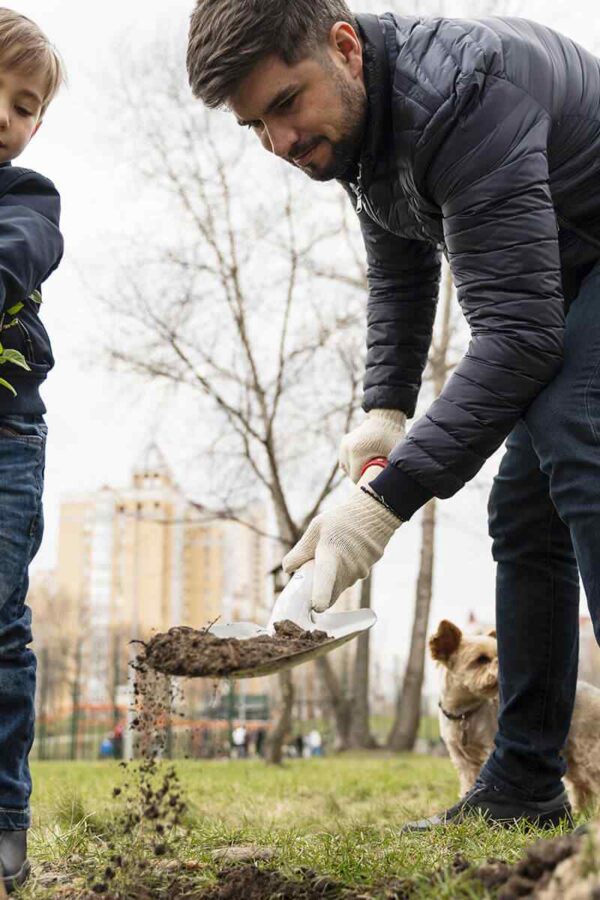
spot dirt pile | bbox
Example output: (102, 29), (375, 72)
(140, 620), (330, 678)
(199, 865), (370, 899)
(468, 833), (584, 898)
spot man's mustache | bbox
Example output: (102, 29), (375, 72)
(287, 137), (324, 164)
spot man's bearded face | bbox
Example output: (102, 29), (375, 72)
(229, 46), (367, 182)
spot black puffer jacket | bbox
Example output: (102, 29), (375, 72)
(344, 14), (600, 519)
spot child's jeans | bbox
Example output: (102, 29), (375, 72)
(0, 414), (46, 829)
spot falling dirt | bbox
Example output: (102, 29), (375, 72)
(139, 620), (330, 678)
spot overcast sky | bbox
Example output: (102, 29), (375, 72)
(9, 0), (599, 688)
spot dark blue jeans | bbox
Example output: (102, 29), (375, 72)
(0, 414), (46, 829)
(480, 259), (600, 800)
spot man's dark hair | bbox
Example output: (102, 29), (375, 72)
(187, 0), (358, 109)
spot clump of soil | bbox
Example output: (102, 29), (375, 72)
(200, 865), (372, 899)
(140, 620), (330, 678)
(470, 834), (583, 898)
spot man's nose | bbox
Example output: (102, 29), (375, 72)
(261, 122), (296, 160)
(0, 106), (9, 129)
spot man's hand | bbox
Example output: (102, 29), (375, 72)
(282, 488), (401, 612)
(339, 409), (407, 483)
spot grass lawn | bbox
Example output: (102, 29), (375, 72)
(19, 753), (582, 898)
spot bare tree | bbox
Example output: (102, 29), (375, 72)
(102, 40), (381, 761)
(387, 267), (461, 751)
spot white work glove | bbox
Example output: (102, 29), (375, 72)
(339, 409), (407, 483)
(282, 488), (401, 612)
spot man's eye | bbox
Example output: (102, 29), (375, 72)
(278, 94), (296, 111)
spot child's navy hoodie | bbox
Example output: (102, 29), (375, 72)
(0, 160), (63, 415)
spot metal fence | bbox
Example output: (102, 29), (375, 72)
(31, 639), (272, 761)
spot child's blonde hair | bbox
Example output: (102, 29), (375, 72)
(0, 8), (65, 114)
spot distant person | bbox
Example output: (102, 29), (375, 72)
(294, 733), (304, 758)
(232, 725), (247, 758)
(0, 10), (64, 893)
(99, 736), (114, 759)
(307, 730), (323, 758)
(255, 728), (266, 758)
(112, 723), (124, 760)
(188, 0), (600, 829)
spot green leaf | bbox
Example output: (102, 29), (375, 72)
(30, 290), (43, 305)
(0, 378), (17, 396)
(6, 302), (24, 316)
(0, 349), (30, 370)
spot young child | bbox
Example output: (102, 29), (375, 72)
(0, 9), (64, 893)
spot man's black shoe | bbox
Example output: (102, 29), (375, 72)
(402, 781), (573, 832)
(0, 830), (30, 894)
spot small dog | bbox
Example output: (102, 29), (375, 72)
(430, 619), (600, 811)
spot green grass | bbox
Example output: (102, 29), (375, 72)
(19, 754), (583, 898)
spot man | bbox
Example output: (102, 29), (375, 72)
(186, 0), (600, 828)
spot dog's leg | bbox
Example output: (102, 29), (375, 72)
(565, 775), (594, 815)
(459, 765), (482, 797)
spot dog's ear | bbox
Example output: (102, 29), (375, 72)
(487, 629), (497, 638)
(429, 620), (462, 662)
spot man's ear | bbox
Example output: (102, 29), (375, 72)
(429, 620), (462, 663)
(329, 21), (363, 76)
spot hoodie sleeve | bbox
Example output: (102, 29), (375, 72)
(371, 74), (565, 519)
(0, 170), (64, 313)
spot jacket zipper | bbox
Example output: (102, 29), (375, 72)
(350, 163), (385, 226)
(350, 174), (364, 214)
(15, 319), (35, 364)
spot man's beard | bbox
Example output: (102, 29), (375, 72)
(293, 73), (367, 182)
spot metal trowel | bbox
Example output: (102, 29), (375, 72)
(209, 461), (385, 678)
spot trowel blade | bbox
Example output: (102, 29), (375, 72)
(218, 608), (377, 679)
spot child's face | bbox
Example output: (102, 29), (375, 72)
(0, 66), (46, 163)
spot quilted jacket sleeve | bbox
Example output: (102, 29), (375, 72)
(360, 209), (441, 416)
(371, 74), (565, 519)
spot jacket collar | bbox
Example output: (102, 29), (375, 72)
(347, 13), (393, 188)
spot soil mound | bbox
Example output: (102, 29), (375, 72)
(470, 833), (583, 898)
(140, 620), (330, 678)
(199, 865), (369, 899)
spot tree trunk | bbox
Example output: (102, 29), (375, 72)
(316, 655), (352, 750)
(266, 669), (295, 765)
(386, 264), (454, 752)
(387, 498), (437, 751)
(348, 575), (377, 749)
(265, 554), (296, 765)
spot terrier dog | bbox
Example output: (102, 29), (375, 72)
(430, 619), (600, 812)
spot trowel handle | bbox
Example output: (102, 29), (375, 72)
(268, 561), (316, 632)
(357, 457), (387, 487)
(268, 460), (388, 633)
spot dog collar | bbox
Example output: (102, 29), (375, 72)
(438, 701), (485, 721)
